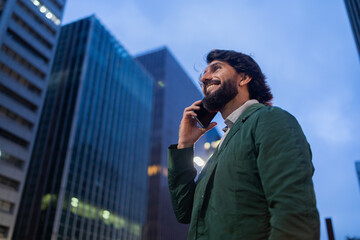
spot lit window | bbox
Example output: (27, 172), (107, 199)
(102, 210), (110, 219)
(148, 165), (161, 176)
(71, 197), (79, 207)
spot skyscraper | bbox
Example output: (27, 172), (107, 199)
(344, 0), (360, 58)
(0, 0), (65, 239)
(136, 47), (221, 240)
(13, 16), (154, 240)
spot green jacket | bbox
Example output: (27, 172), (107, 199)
(168, 103), (320, 240)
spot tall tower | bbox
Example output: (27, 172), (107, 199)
(344, 0), (360, 58)
(0, 0), (65, 239)
(136, 47), (221, 240)
(13, 16), (154, 240)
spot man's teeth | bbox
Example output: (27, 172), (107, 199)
(207, 85), (217, 92)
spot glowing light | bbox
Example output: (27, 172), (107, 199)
(148, 165), (168, 177)
(157, 81), (165, 87)
(211, 140), (220, 148)
(71, 197), (79, 207)
(194, 156), (205, 167)
(148, 165), (161, 176)
(41, 194), (56, 210)
(102, 210), (110, 219)
(204, 142), (211, 150)
(29, 0), (61, 25)
(41, 195), (141, 236)
(46, 12), (53, 19)
(39, 6), (46, 13)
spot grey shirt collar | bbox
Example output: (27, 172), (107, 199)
(222, 99), (259, 132)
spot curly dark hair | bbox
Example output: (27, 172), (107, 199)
(206, 49), (273, 105)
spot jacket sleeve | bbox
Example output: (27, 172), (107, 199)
(255, 108), (320, 240)
(167, 144), (197, 224)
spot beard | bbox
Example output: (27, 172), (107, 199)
(203, 79), (238, 112)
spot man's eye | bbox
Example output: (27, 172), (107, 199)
(213, 66), (221, 71)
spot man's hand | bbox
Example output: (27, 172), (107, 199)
(177, 100), (217, 149)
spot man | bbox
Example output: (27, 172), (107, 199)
(168, 49), (320, 240)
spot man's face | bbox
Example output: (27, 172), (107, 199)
(200, 60), (239, 112)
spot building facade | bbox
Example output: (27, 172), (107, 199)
(344, 0), (360, 58)
(13, 16), (154, 240)
(0, 0), (65, 239)
(136, 48), (221, 240)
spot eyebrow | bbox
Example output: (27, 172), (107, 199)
(201, 62), (225, 78)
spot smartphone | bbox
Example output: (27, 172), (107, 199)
(194, 102), (217, 128)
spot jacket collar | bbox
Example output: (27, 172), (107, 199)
(217, 103), (265, 155)
(197, 103), (265, 183)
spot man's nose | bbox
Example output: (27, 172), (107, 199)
(201, 72), (212, 83)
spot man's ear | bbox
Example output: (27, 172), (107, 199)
(239, 75), (252, 86)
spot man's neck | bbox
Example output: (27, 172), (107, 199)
(220, 96), (250, 119)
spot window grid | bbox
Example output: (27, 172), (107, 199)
(0, 62), (42, 95)
(13, 16), (153, 240)
(0, 199), (14, 214)
(2, 44), (46, 79)
(6, 28), (49, 64)
(0, 127), (29, 148)
(0, 104), (33, 130)
(0, 174), (20, 191)
(0, 148), (25, 169)
(0, 225), (9, 238)
(11, 13), (53, 50)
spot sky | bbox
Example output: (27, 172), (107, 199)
(62, 0), (360, 239)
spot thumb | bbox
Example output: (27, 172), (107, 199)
(204, 122), (217, 132)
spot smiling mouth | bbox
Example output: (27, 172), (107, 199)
(205, 80), (221, 93)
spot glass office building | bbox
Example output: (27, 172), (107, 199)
(13, 16), (153, 240)
(345, 0), (360, 58)
(136, 48), (221, 240)
(0, 0), (65, 239)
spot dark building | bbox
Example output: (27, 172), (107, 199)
(13, 16), (154, 240)
(136, 47), (221, 240)
(344, 0), (360, 58)
(0, 0), (66, 239)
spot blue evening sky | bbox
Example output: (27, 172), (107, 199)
(62, 0), (360, 239)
